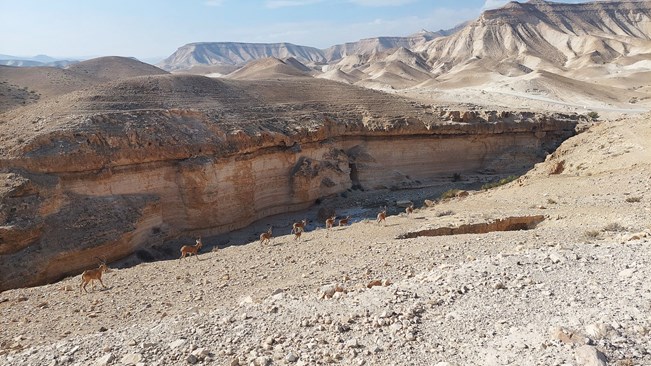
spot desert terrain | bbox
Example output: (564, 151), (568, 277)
(1, 0), (650, 365)
(0, 112), (649, 366)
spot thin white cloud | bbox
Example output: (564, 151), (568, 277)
(349, 0), (418, 6)
(482, 0), (509, 10)
(214, 6), (479, 48)
(204, 0), (225, 6)
(265, 0), (324, 8)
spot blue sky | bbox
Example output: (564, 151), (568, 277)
(0, 0), (590, 61)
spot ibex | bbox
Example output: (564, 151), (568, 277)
(180, 237), (203, 260)
(338, 216), (351, 226)
(405, 204), (414, 215)
(293, 226), (303, 241)
(377, 207), (387, 225)
(80, 257), (109, 293)
(292, 219), (307, 234)
(260, 227), (273, 245)
(325, 215), (336, 229)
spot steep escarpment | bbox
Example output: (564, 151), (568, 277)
(424, 0), (651, 74)
(0, 75), (581, 291)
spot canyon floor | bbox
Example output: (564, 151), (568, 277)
(1, 113), (650, 366)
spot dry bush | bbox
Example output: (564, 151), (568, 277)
(436, 210), (454, 217)
(584, 230), (601, 239)
(625, 196), (642, 203)
(603, 222), (625, 232)
(548, 160), (565, 175)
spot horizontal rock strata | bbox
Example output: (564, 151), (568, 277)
(0, 77), (582, 291)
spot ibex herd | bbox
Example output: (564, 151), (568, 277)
(79, 203), (416, 294)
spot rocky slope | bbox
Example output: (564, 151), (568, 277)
(0, 113), (649, 366)
(0, 72), (582, 291)
(424, 0), (651, 75)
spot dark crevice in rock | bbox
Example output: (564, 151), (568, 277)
(398, 215), (545, 239)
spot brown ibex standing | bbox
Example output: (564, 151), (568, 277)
(338, 216), (351, 226)
(180, 237), (203, 260)
(293, 226), (303, 241)
(260, 227), (273, 245)
(292, 219), (307, 234)
(405, 204), (414, 216)
(325, 215), (336, 229)
(80, 257), (109, 293)
(377, 207), (387, 225)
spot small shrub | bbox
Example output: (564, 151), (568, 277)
(587, 111), (599, 120)
(603, 222), (624, 232)
(452, 173), (462, 182)
(584, 230), (600, 239)
(547, 198), (557, 204)
(481, 175), (518, 190)
(440, 189), (461, 200)
(625, 196), (642, 203)
(436, 210), (454, 217)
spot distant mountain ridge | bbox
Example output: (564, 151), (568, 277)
(0, 54), (79, 68)
(157, 29), (454, 71)
(158, 42), (327, 71)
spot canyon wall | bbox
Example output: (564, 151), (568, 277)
(0, 111), (579, 291)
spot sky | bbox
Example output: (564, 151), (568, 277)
(0, 0), (592, 61)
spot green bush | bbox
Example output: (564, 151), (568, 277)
(587, 111), (599, 120)
(440, 189), (461, 200)
(481, 175), (518, 190)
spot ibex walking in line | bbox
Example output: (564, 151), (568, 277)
(260, 227), (273, 245)
(80, 257), (109, 293)
(377, 207), (387, 225)
(325, 215), (336, 229)
(180, 237), (203, 260)
(292, 219), (307, 234)
(338, 216), (351, 226)
(405, 204), (414, 216)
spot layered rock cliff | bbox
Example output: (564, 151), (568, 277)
(0, 75), (582, 291)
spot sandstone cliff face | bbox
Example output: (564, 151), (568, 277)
(0, 114), (578, 291)
(0, 76), (581, 291)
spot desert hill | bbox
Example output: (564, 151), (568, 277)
(322, 30), (442, 61)
(65, 56), (168, 81)
(0, 56), (169, 112)
(424, 1), (651, 74)
(226, 57), (313, 80)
